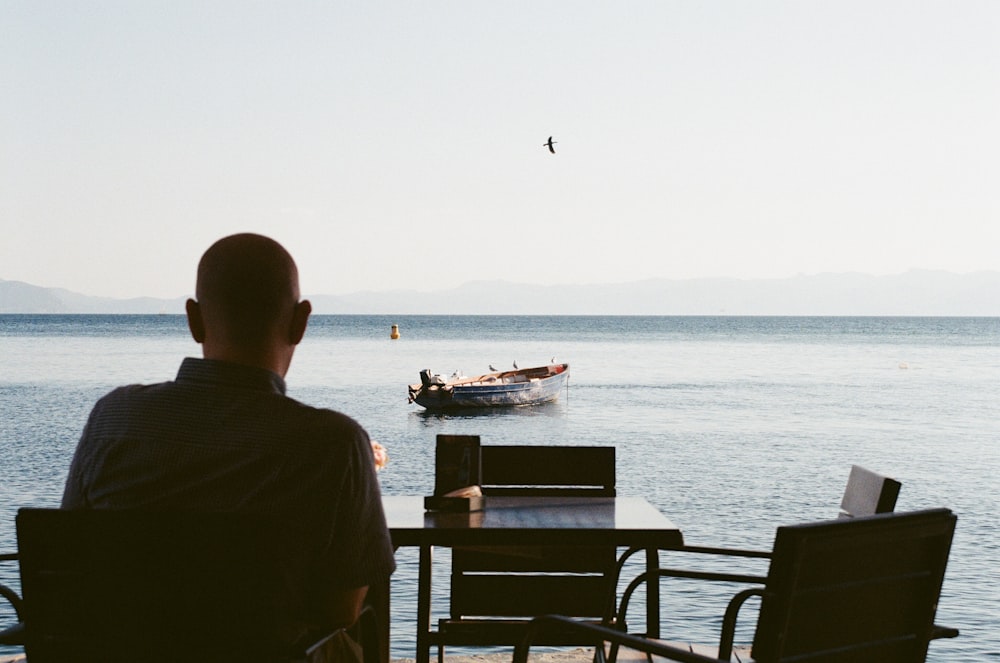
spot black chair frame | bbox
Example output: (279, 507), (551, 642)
(422, 442), (618, 663)
(0, 508), (378, 663)
(561, 509), (959, 663)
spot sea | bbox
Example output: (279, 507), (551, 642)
(1, 314), (998, 661)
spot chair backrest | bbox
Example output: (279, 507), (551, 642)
(839, 464), (901, 518)
(16, 508), (295, 663)
(752, 508), (957, 663)
(449, 445), (617, 627)
(480, 444), (616, 497)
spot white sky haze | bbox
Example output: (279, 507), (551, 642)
(2, 2), (998, 299)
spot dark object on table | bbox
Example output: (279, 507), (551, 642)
(425, 434), (484, 512)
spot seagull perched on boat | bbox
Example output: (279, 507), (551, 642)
(544, 136), (556, 154)
(513, 360), (518, 369)
(489, 364), (497, 372)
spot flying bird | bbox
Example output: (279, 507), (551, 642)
(544, 136), (557, 154)
(513, 360), (519, 369)
(489, 364), (497, 372)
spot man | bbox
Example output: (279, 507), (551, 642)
(62, 233), (395, 659)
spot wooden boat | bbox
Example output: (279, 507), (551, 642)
(408, 363), (570, 410)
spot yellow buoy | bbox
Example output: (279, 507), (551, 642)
(390, 324), (400, 340)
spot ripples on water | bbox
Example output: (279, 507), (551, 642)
(1, 315), (998, 660)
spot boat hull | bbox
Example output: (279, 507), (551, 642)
(409, 364), (569, 410)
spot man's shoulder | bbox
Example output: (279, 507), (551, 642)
(92, 381), (174, 407)
(281, 398), (367, 439)
(86, 378), (369, 456)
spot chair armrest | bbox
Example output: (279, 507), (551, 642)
(515, 615), (722, 663)
(606, 547), (646, 622)
(1, 556), (29, 648)
(606, 545), (768, 623)
(0, 621), (25, 647)
(930, 624), (960, 640)
(606, 569), (765, 663)
(718, 587), (763, 661)
(0, 582), (23, 621)
(677, 544), (771, 559)
(616, 544), (770, 569)
(615, 568), (766, 634)
(1, 552), (21, 622)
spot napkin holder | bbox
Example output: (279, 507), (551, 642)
(424, 489), (485, 513)
(425, 434), (485, 512)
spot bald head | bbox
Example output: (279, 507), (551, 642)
(187, 234), (311, 372)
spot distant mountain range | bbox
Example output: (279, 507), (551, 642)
(2, 270), (999, 316)
(0, 280), (190, 314)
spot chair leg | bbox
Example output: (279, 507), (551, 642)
(416, 545), (433, 663)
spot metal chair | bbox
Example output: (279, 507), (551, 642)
(608, 465), (903, 618)
(517, 508), (959, 663)
(0, 508), (377, 663)
(422, 440), (617, 663)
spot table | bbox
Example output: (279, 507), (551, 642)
(382, 495), (684, 663)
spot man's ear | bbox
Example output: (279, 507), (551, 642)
(186, 299), (206, 343)
(289, 299), (311, 345)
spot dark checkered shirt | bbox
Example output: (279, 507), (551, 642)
(62, 357), (396, 639)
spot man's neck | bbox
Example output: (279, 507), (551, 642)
(201, 344), (291, 378)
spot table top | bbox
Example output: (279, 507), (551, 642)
(383, 495), (684, 549)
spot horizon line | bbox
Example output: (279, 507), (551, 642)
(4, 267), (1000, 302)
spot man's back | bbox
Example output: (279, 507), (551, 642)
(62, 357), (396, 649)
(65, 359), (369, 518)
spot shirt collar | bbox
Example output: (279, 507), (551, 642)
(176, 357), (287, 395)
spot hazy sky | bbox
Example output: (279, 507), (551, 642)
(2, 2), (998, 299)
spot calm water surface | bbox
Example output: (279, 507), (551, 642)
(1, 315), (998, 660)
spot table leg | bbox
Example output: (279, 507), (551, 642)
(645, 547), (661, 638)
(415, 545), (433, 663)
